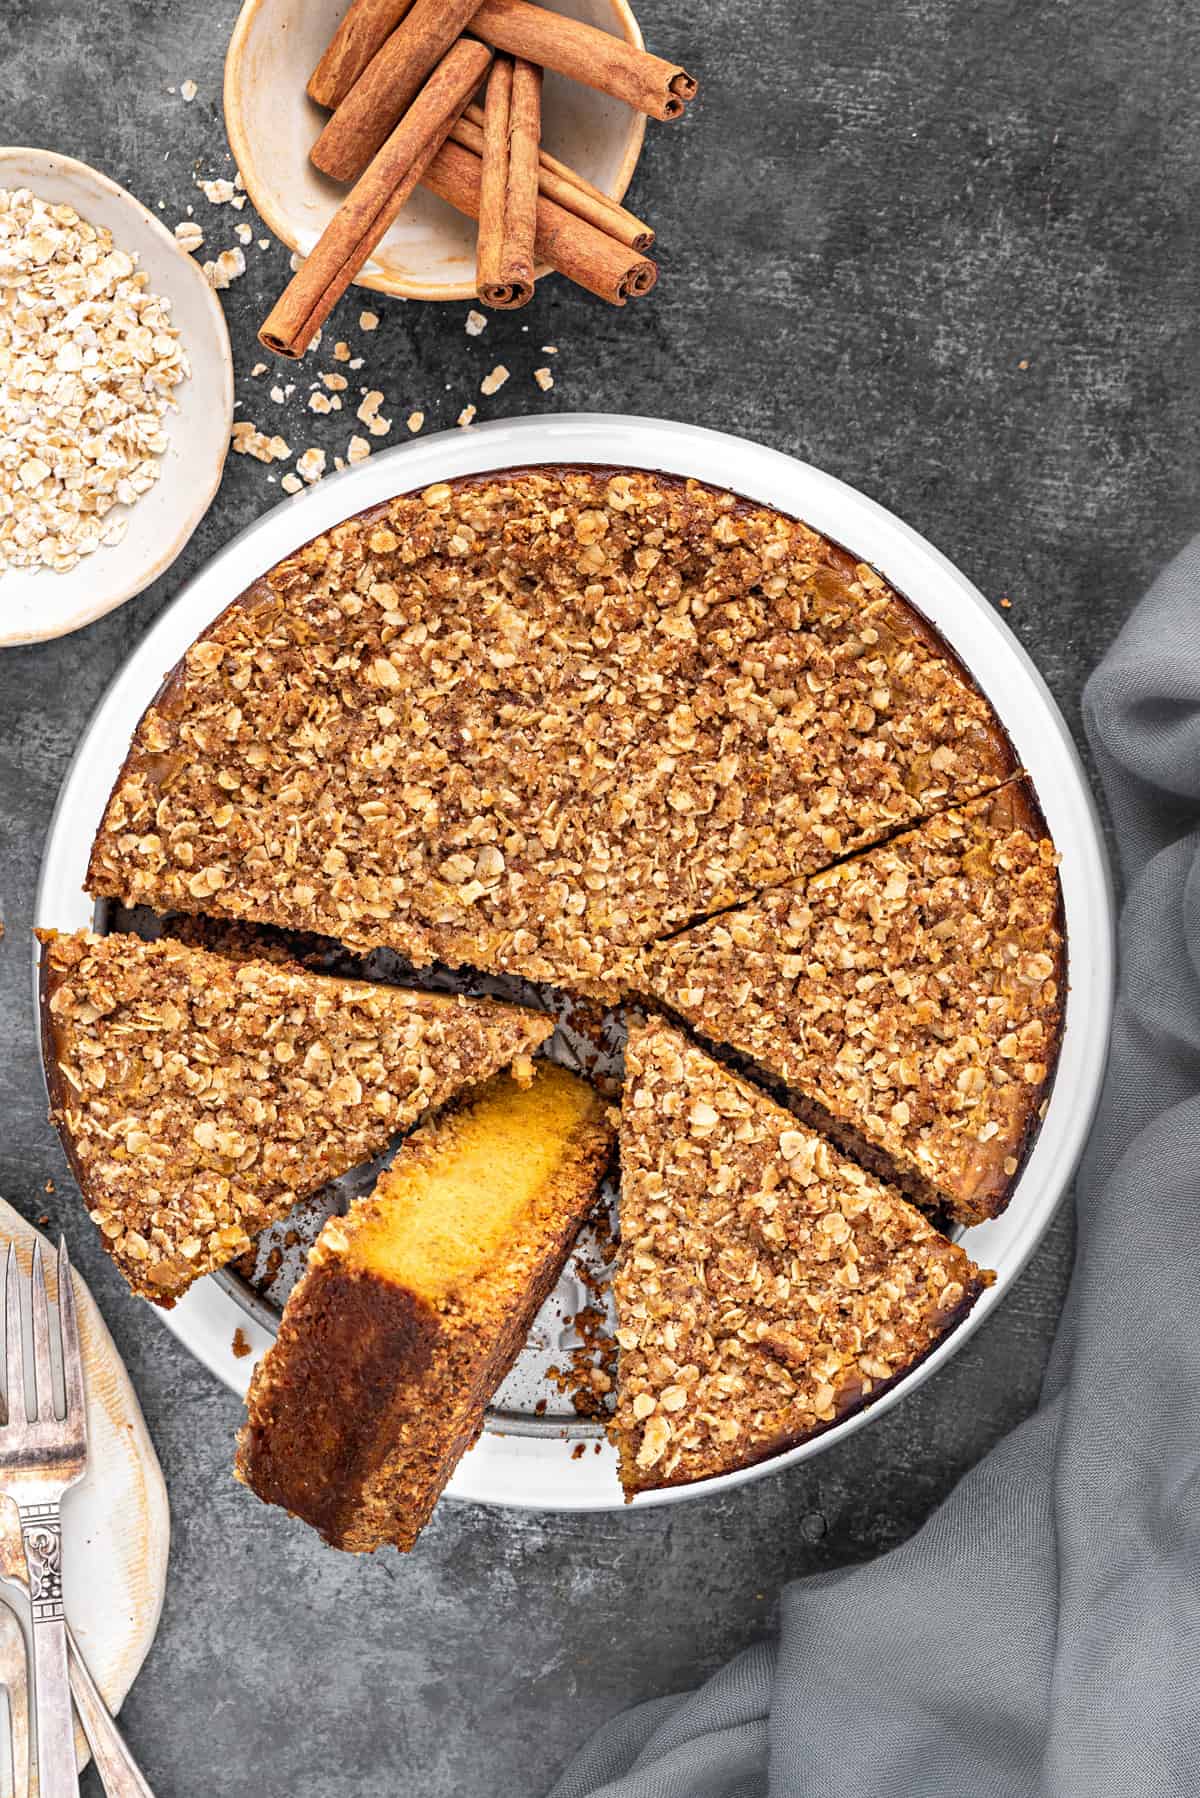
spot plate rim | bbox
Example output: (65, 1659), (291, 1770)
(33, 412), (1115, 1515)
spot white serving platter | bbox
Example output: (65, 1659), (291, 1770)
(34, 414), (1115, 1518)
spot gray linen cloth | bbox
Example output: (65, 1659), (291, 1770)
(551, 538), (1200, 1798)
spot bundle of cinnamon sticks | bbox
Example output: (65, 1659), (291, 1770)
(260, 0), (696, 358)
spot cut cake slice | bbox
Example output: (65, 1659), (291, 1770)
(612, 1018), (990, 1496)
(39, 929), (554, 1305)
(235, 1063), (614, 1551)
(638, 780), (1064, 1225)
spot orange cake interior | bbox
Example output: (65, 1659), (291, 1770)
(612, 1017), (992, 1496)
(235, 1063), (614, 1552)
(39, 929), (554, 1305)
(638, 779), (1065, 1225)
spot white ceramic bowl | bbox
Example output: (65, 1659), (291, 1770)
(225, 0), (648, 302)
(35, 415), (1115, 1516)
(0, 148), (233, 648)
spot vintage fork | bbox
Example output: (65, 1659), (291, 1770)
(0, 1241), (86, 1798)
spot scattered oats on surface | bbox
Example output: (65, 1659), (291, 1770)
(333, 341), (351, 362)
(356, 390), (390, 435)
(296, 446), (326, 484)
(270, 384), (285, 403)
(235, 222), (253, 245)
(198, 178), (236, 205)
(0, 184), (189, 574)
(407, 411), (424, 433)
(321, 371), (348, 391)
(457, 404), (477, 427)
(250, 362), (267, 377)
(541, 344), (558, 354)
(230, 423), (290, 463)
(349, 356), (364, 370)
(180, 79), (198, 102)
(480, 364), (510, 396)
(173, 220), (204, 254)
(308, 391), (333, 415)
(465, 309), (487, 336)
(347, 435), (371, 464)
(203, 246), (246, 290)
(231, 195), (247, 211)
(257, 238), (270, 250)
(281, 472), (302, 494)
(289, 252), (301, 273)
(533, 366), (554, 391)
(359, 309), (379, 331)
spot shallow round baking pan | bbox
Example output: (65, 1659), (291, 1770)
(35, 414), (1115, 1514)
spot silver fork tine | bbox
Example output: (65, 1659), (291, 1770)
(3, 1249), (25, 1429)
(57, 1241), (85, 1439)
(30, 1246), (56, 1424)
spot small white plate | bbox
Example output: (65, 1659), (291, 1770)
(0, 148), (233, 647)
(225, 0), (649, 303)
(35, 415), (1115, 1518)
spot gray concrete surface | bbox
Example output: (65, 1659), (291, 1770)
(1, 0), (1195, 1792)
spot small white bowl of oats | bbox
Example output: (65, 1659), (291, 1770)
(0, 148), (234, 647)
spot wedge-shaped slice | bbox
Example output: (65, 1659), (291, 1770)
(613, 1019), (990, 1496)
(639, 781), (1064, 1225)
(39, 930), (554, 1306)
(235, 1064), (614, 1551)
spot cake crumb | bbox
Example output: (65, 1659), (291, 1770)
(480, 364), (509, 396)
(533, 366), (554, 391)
(457, 404), (477, 427)
(44, 1180), (55, 1195)
(333, 341), (351, 362)
(232, 1327), (252, 1359)
(359, 309), (379, 331)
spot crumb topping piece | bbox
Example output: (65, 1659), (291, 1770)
(639, 782), (1064, 1223)
(40, 929), (553, 1306)
(612, 1018), (991, 1494)
(87, 469), (1015, 999)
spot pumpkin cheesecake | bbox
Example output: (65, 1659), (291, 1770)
(639, 781), (1064, 1224)
(86, 468), (1016, 997)
(236, 1063), (614, 1551)
(612, 1018), (991, 1495)
(39, 929), (554, 1305)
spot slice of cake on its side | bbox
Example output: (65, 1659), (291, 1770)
(39, 930), (554, 1306)
(235, 1064), (614, 1552)
(612, 1018), (991, 1497)
(638, 780), (1065, 1226)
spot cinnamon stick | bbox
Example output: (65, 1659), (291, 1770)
(471, 0), (696, 121)
(476, 57), (541, 309)
(262, 39), (493, 358)
(308, 0), (416, 111)
(454, 106), (653, 252)
(311, 0), (486, 183)
(423, 137), (657, 306)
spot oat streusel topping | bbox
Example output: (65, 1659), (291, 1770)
(639, 781), (1064, 1224)
(86, 469), (1016, 997)
(611, 1019), (990, 1494)
(40, 929), (552, 1305)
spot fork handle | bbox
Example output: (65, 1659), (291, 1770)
(66, 1623), (156, 1798)
(19, 1504), (78, 1797)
